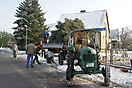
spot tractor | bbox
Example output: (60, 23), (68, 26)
(65, 28), (110, 86)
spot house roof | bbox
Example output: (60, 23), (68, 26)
(110, 29), (119, 41)
(46, 23), (55, 31)
(58, 10), (107, 29)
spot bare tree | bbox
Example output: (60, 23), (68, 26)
(120, 26), (132, 51)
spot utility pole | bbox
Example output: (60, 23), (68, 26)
(26, 26), (27, 47)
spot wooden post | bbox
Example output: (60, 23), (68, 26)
(130, 59), (132, 69)
(110, 48), (113, 64)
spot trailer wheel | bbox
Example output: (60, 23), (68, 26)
(104, 66), (110, 86)
(58, 52), (63, 65)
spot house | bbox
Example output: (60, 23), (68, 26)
(110, 29), (120, 50)
(50, 10), (111, 52)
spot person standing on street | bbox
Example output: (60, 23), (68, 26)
(42, 29), (49, 43)
(33, 43), (41, 65)
(12, 43), (18, 60)
(26, 40), (36, 68)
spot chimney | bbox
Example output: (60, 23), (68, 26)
(80, 10), (86, 13)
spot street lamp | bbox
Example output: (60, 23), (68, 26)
(25, 0), (33, 47)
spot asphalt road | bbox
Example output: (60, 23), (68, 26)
(0, 49), (122, 88)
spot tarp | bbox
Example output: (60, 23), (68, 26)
(95, 27), (106, 31)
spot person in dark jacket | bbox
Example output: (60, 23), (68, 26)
(42, 29), (49, 43)
(33, 43), (41, 65)
(26, 40), (36, 68)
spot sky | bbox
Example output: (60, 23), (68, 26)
(0, 0), (132, 33)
